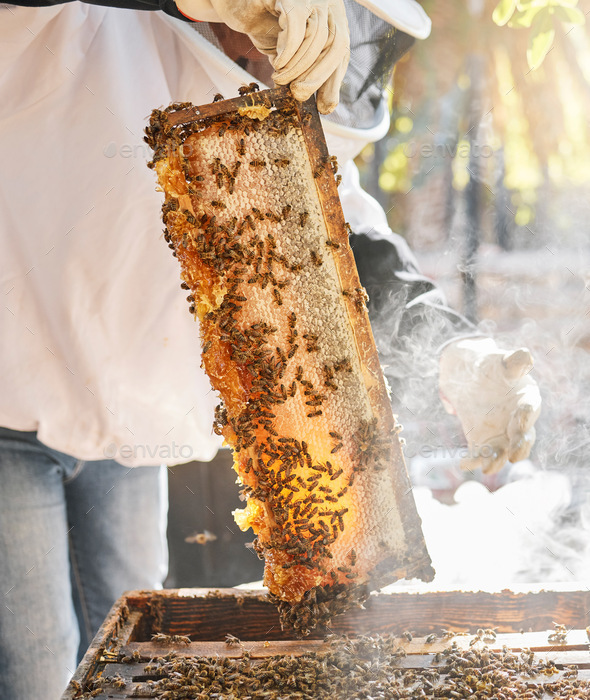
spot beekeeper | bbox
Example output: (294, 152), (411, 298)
(0, 1), (540, 698)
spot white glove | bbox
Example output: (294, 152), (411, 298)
(439, 337), (542, 475)
(176, 0), (350, 114)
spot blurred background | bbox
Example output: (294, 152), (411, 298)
(166, 0), (590, 591)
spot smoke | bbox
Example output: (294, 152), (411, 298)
(365, 275), (476, 454)
(411, 468), (590, 588)
(361, 228), (590, 587)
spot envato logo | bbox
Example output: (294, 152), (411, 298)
(103, 441), (194, 461)
(402, 142), (494, 160)
(404, 443), (497, 459)
(103, 142), (151, 160)
(103, 141), (202, 161)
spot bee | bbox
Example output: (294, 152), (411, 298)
(329, 431), (342, 439)
(313, 163), (325, 178)
(213, 93), (224, 102)
(299, 211), (309, 227)
(276, 347), (287, 364)
(425, 633), (437, 644)
(218, 124), (227, 137)
(210, 200), (226, 209)
(563, 665), (579, 678)
(334, 358), (352, 373)
(326, 239), (340, 249)
(237, 138), (246, 156)
(112, 675), (126, 689)
(184, 528), (218, 549)
(152, 632), (172, 643)
(272, 288), (282, 306)
(274, 158), (291, 167)
(307, 410), (322, 418)
(281, 204), (292, 218)
(251, 207), (265, 221)
(402, 630), (413, 642)
(335, 174), (342, 186)
(249, 159), (266, 169)
(310, 250), (323, 267)
(68, 679), (82, 695)
(180, 282), (189, 290)
(194, 174), (204, 182)
(238, 82), (259, 95)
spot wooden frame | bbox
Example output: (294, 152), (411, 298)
(61, 586), (590, 698)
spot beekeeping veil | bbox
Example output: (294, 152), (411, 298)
(167, 0), (430, 160)
(330, 0), (430, 131)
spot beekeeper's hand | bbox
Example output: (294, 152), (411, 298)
(175, 0), (349, 114)
(439, 337), (541, 474)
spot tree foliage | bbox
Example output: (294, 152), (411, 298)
(372, 0), (590, 231)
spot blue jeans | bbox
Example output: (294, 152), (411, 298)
(0, 428), (168, 700)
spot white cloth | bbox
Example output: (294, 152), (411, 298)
(357, 0), (431, 39)
(0, 4), (389, 466)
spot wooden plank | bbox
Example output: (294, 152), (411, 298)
(165, 85), (294, 126)
(61, 599), (138, 699)
(118, 629), (590, 665)
(147, 587), (590, 639)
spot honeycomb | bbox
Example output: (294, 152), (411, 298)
(146, 87), (433, 633)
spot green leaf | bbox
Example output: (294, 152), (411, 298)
(517, 0), (548, 9)
(553, 5), (585, 24)
(493, 0), (517, 25)
(549, 0), (579, 8)
(527, 13), (555, 68)
(508, 6), (544, 26)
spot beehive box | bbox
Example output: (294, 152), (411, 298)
(62, 586), (590, 698)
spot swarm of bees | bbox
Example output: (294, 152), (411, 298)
(79, 634), (590, 699)
(145, 88), (432, 635)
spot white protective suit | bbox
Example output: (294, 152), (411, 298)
(0, 3), (398, 466)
